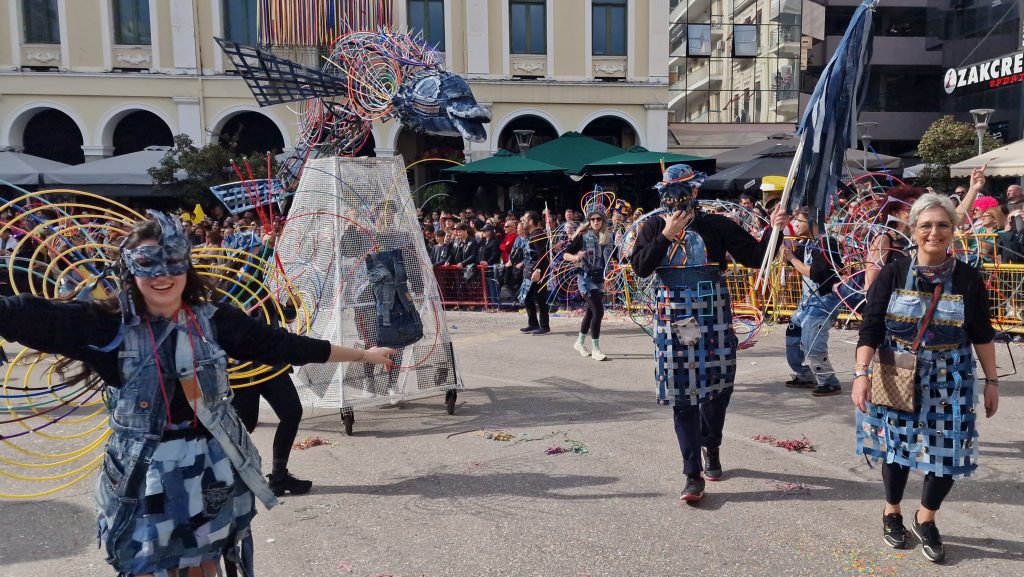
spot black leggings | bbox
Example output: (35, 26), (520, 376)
(882, 462), (955, 511)
(579, 289), (604, 339)
(231, 371), (303, 472)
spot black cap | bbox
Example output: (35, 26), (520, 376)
(481, 224), (496, 233)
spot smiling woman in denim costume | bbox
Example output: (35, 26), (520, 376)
(852, 186), (999, 564)
(0, 211), (395, 577)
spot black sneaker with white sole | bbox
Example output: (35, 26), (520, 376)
(785, 376), (815, 388)
(912, 514), (946, 563)
(882, 512), (909, 549)
(701, 447), (723, 481)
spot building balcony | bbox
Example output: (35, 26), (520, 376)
(671, 0), (713, 25)
(767, 32), (801, 58)
(769, 0), (802, 21)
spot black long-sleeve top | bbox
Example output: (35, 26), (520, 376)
(629, 211), (779, 277)
(857, 256), (995, 349)
(478, 237), (501, 265)
(447, 238), (479, 267)
(0, 295), (333, 389)
(525, 227), (550, 274)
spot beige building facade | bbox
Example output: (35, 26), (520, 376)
(0, 0), (671, 170)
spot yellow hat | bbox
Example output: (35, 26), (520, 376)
(759, 175), (788, 192)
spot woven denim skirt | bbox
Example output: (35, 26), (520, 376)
(99, 434), (256, 576)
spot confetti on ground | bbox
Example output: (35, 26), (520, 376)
(752, 434), (815, 453)
(293, 436), (333, 450)
(833, 545), (906, 577)
(770, 480), (811, 494)
(546, 439), (589, 455)
(337, 560), (353, 573)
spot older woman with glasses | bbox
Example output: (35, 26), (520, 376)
(852, 184), (999, 564)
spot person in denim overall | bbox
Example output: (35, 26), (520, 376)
(563, 211), (613, 361)
(0, 212), (396, 577)
(783, 210), (844, 396)
(853, 190), (999, 564)
(630, 164), (792, 503)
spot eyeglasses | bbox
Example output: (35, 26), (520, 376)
(916, 222), (953, 233)
(589, 217), (603, 222)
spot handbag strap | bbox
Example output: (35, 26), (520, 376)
(910, 284), (943, 352)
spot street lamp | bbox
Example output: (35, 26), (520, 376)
(857, 121), (878, 171)
(513, 129), (535, 157)
(969, 108), (995, 155)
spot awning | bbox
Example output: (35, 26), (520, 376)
(711, 133), (901, 171)
(950, 139), (1024, 177)
(0, 151), (70, 186)
(442, 149), (568, 177)
(525, 131), (624, 175)
(42, 147), (172, 186)
(581, 145), (716, 174)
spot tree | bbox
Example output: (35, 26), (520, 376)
(916, 115), (1000, 191)
(149, 134), (279, 206)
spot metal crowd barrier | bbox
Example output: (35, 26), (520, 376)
(431, 261), (1024, 334)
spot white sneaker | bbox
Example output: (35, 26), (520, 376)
(591, 347), (607, 361)
(573, 341), (590, 357)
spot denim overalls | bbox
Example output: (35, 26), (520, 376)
(785, 240), (842, 388)
(96, 304), (275, 574)
(653, 230), (737, 407)
(856, 262), (980, 478)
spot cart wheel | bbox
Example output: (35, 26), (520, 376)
(340, 408), (355, 435)
(445, 390), (457, 415)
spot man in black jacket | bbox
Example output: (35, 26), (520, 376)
(521, 211), (551, 334)
(447, 223), (479, 302)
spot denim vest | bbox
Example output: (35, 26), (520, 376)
(96, 304), (276, 563)
(884, 264), (964, 351)
(366, 248), (423, 348)
(797, 241), (841, 317)
(655, 230), (712, 287)
(576, 231), (611, 293)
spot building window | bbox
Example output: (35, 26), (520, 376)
(408, 0), (445, 51)
(687, 24), (712, 57)
(23, 0), (60, 44)
(223, 0), (257, 45)
(510, 0), (546, 55)
(733, 24), (757, 57)
(593, 0), (626, 56)
(113, 0), (151, 45)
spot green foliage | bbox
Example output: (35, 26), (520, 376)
(149, 134), (279, 206)
(915, 115), (1001, 191)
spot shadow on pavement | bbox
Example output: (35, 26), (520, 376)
(0, 499), (95, 564)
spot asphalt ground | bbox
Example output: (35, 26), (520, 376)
(1, 311), (1021, 577)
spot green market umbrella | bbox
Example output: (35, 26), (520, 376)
(524, 131), (624, 175)
(443, 149), (568, 177)
(583, 145), (716, 174)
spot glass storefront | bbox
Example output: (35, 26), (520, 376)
(669, 0), (802, 124)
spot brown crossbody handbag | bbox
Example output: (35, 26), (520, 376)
(870, 284), (943, 413)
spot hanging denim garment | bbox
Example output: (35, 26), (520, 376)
(366, 248), (424, 348)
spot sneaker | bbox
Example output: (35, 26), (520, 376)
(679, 476), (706, 503)
(591, 347), (607, 361)
(520, 326), (540, 333)
(573, 341), (590, 357)
(701, 447), (723, 481)
(882, 512), (910, 549)
(811, 384), (842, 397)
(785, 376), (815, 388)
(268, 470), (313, 496)
(532, 327), (551, 335)
(912, 513), (946, 563)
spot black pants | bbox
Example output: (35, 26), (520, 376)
(579, 289), (604, 339)
(524, 284), (550, 329)
(231, 371), (303, 473)
(672, 387), (733, 477)
(882, 462), (956, 511)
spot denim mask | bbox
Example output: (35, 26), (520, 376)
(121, 211), (191, 278)
(656, 164), (706, 211)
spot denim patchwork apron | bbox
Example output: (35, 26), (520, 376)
(856, 263), (979, 478)
(653, 231), (737, 406)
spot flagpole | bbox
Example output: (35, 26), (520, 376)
(754, 135), (806, 292)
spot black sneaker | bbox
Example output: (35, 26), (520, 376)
(912, 513), (946, 563)
(679, 476), (706, 503)
(785, 376), (815, 388)
(532, 327), (551, 335)
(520, 326), (540, 333)
(811, 384), (842, 397)
(882, 512), (910, 549)
(268, 470), (313, 496)
(701, 447), (723, 481)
